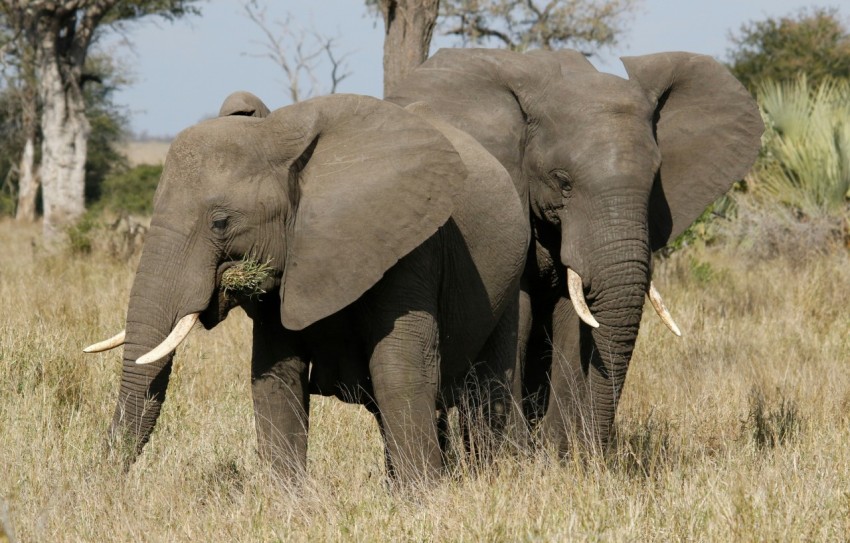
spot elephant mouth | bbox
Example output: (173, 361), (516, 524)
(199, 259), (282, 329)
(82, 258), (284, 362)
(565, 266), (681, 337)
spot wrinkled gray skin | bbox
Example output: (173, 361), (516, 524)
(108, 92), (528, 483)
(389, 49), (764, 452)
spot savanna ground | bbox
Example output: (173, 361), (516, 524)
(1, 208), (849, 542)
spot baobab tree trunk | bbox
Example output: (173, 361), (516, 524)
(14, 135), (39, 222)
(379, 0), (439, 97)
(15, 86), (40, 222)
(37, 35), (89, 244)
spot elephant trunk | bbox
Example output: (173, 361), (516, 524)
(583, 223), (650, 449)
(108, 223), (210, 460)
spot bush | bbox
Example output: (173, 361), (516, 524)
(94, 163), (161, 215)
(752, 76), (850, 217)
(716, 195), (847, 260)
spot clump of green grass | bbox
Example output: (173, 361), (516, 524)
(220, 256), (274, 297)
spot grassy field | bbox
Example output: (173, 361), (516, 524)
(117, 140), (171, 167)
(1, 217), (849, 541)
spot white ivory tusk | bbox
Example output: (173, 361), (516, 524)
(647, 281), (682, 337)
(83, 330), (126, 353)
(566, 268), (599, 328)
(135, 313), (200, 365)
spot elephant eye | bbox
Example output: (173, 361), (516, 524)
(551, 169), (573, 194)
(211, 217), (229, 233)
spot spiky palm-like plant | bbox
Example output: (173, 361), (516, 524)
(753, 76), (850, 217)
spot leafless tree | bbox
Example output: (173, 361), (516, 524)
(243, 1), (352, 104)
(441, 0), (640, 54)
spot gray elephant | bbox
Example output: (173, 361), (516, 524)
(84, 92), (529, 483)
(388, 48), (763, 452)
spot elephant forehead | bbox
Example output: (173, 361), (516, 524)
(169, 119), (261, 164)
(165, 122), (264, 180)
(552, 75), (653, 119)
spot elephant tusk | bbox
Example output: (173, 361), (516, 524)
(83, 330), (126, 353)
(135, 313), (200, 365)
(566, 268), (599, 328)
(647, 281), (682, 337)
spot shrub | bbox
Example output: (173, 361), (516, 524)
(95, 163), (161, 215)
(752, 76), (850, 217)
(716, 195), (847, 260)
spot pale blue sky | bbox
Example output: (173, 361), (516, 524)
(100, 0), (838, 137)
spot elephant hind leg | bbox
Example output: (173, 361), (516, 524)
(460, 296), (520, 467)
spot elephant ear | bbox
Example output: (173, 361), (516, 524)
(218, 91), (271, 118)
(388, 48), (565, 201)
(270, 94), (465, 331)
(621, 52), (764, 250)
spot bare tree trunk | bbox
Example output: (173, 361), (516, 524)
(15, 72), (40, 222)
(15, 135), (39, 221)
(379, 0), (439, 97)
(37, 33), (90, 243)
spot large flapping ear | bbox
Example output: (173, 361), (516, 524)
(218, 91), (271, 118)
(268, 94), (466, 330)
(621, 52), (764, 250)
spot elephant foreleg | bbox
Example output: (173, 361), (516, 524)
(510, 281), (534, 444)
(251, 310), (310, 481)
(541, 296), (603, 455)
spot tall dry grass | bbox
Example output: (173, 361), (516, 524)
(1, 217), (849, 541)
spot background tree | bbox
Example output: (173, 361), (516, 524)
(0, 0), (200, 243)
(82, 52), (130, 206)
(0, 15), (39, 221)
(441, 0), (639, 53)
(370, 0), (440, 96)
(367, 0), (640, 95)
(727, 7), (850, 92)
(243, 0), (351, 104)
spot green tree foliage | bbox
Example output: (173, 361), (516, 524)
(82, 53), (130, 206)
(96, 164), (162, 215)
(727, 7), (850, 92)
(751, 75), (850, 217)
(0, 86), (24, 215)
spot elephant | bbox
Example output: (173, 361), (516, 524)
(388, 48), (764, 453)
(84, 91), (529, 484)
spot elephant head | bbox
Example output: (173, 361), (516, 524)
(389, 49), (763, 448)
(86, 92), (466, 459)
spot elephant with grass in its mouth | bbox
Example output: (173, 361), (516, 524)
(388, 48), (763, 452)
(85, 92), (529, 484)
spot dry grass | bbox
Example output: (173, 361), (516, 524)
(1, 217), (849, 541)
(118, 140), (171, 167)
